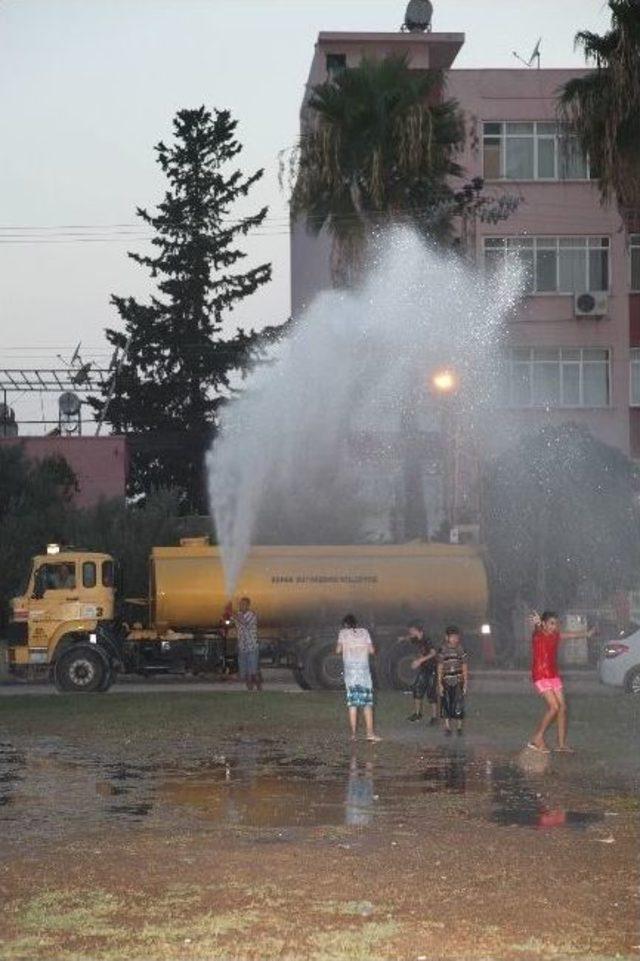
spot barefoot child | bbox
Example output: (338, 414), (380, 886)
(405, 621), (438, 724)
(437, 626), (468, 736)
(528, 610), (594, 754)
(336, 614), (381, 742)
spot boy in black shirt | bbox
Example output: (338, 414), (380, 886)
(437, 626), (468, 736)
(406, 621), (438, 724)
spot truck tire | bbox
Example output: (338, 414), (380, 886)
(97, 664), (114, 692)
(292, 638), (322, 690)
(291, 664), (312, 690)
(624, 666), (640, 695)
(311, 640), (344, 691)
(382, 639), (418, 690)
(54, 644), (110, 693)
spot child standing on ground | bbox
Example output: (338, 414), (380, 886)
(406, 621), (438, 724)
(528, 610), (594, 754)
(336, 614), (381, 743)
(437, 626), (468, 737)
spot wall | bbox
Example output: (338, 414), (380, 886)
(0, 436), (128, 507)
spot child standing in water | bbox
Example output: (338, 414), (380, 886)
(336, 614), (381, 742)
(528, 610), (594, 754)
(406, 621), (438, 724)
(437, 626), (468, 737)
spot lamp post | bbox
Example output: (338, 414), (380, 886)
(429, 367), (460, 533)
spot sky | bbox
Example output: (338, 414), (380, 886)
(0, 0), (610, 430)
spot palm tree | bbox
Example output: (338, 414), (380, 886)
(289, 55), (465, 286)
(559, 0), (640, 224)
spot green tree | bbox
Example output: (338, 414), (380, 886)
(92, 106), (276, 510)
(69, 489), (185, 598)
(287, 55), (518, 285)
(483, 424), (640, 658)
(559, 0), (640, 220)
(0, 446), (77, 628)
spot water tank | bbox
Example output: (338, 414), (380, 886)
(150, 541), (488, 632)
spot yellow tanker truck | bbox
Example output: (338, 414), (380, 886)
(7, 537), (490, 693)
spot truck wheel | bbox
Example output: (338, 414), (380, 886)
(97, 665), (114, 693)
(293, 638), (322, 690)
(54, 645), (109, 693)
(312, 640), (344, 691)
(624, 667), (640, 695)
(382, 639), (417, 690)
(291, 664), (312, 690)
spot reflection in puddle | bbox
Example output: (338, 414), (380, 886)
(492, 807), (604, 829)
(345, 758), (374, 826)
(0, 743), (26, 810)
(490, 763), (604, 830)
(0, 737), (607, 838)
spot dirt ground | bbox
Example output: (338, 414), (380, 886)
(0, 685), (638, 961)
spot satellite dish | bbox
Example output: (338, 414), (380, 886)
(403, 0), (433, 32)
(71, 362), (92, 386)
(58, 392), (81, 417)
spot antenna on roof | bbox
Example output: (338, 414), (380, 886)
(513, 37), (541, 69)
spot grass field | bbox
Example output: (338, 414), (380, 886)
(0, 687), (638, 961)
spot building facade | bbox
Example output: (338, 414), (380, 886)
(0, 436), (128, 508)
(292, 28), (639, 463)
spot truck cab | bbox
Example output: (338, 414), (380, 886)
(8, 544), (119, 691)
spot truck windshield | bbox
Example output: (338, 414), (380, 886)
(18, 562), (34, 597)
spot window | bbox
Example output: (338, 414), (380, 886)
(483, 122), (591, 181)
(630, 235), (640, 292)
(102, 560), (115, 588)
(82, 562), (97, 589)
(485, 237), (609, 294)
(506, 347), (610, 408)
(35, 563), (76, 593)
(326, 53), (346, 80)
(631, 349), (640, 406)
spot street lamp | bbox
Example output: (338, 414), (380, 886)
(430, 367), (459, 396)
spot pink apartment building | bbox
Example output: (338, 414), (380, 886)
(291, 27), (640, 463)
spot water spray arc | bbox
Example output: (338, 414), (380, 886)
(207, 229), (522, 597)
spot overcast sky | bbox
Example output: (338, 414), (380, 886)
(0, 0), (610, 428)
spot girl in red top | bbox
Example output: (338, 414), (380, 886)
(527, 610), (593, 754)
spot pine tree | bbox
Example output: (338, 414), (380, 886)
(93, 106), (274, 510)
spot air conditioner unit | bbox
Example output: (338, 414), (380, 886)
(450, 524), (480, 546)
(574, 291), (608, 317)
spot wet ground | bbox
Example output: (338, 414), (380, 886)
(0, 686), (638, 960)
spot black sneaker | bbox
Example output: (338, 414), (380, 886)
(407, 713), (423, 722)
(457, 728), (464, 737)
(428, 717), (437, 726)
(444, 728), (452, 737)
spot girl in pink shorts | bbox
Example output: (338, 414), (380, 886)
(527, 611), (593, 754)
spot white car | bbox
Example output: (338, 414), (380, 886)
(598, 624), (640, 693)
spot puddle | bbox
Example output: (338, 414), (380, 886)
(489, 763), (604, 830)
(491, 807), (604, 829)
(0, 738), (613, 840)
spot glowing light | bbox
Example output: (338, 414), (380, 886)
(46, 543), (60, 555)
(431, 368), (458, 395)
(481, 623), (492, 635)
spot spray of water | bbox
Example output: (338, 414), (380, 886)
(207, 228), (521, 595)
